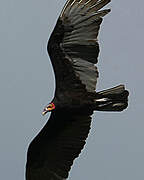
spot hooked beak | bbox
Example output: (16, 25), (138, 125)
(42, 108), (49, 116)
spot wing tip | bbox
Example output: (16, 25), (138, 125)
(60, 0), (111, 18)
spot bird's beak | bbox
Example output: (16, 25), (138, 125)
(42, 108), (49, 116)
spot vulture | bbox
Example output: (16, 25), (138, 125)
(26, 0), (129, 179)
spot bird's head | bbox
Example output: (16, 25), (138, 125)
(42, 102), (55, 116)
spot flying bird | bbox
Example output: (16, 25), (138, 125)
(26, 0), (129, 179)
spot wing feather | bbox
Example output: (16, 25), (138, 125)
(48, 0), (111, 93)
(26, 112), (91, 180)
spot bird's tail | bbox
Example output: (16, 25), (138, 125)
(94, 85), (129, 111)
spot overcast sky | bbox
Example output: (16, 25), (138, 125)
(0, 0), (144, 179)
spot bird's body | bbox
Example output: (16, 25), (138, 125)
(26, 0), (129, 179)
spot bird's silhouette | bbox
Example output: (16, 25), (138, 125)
(26, 0), (129, 179)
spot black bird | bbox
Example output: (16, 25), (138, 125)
(26, 0), (129, 179)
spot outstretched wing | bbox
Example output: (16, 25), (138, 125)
(26, 112), (91, 180)
(48, 0), (111, 93)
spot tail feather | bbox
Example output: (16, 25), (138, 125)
(95, 85), (129, 111)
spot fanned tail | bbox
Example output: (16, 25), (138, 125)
(94, 85), (129, 111)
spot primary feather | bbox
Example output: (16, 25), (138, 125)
(48, 0), (111, 93)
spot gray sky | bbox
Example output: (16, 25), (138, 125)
(0, 0), (144, 179)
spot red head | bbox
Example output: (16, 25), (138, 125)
(42, 102), (55, 116)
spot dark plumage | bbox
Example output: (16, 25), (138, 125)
(26, 0), (129, 179)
